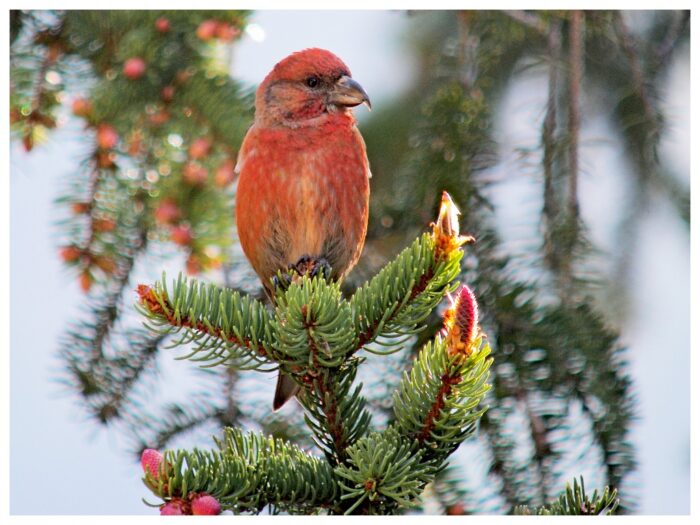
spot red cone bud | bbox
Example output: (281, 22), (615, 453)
(191, 494), (221, 515)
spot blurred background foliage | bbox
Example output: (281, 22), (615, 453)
(10, 9), (689, 514)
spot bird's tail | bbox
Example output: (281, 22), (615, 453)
(273, 372), (301, 411)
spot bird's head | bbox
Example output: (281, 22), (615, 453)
(255, 48), (371, 127)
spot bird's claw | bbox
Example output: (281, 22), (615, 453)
(292, 255), (331, 280)
(271, 255), (333, 296)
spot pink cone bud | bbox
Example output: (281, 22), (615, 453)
(443, 284), (479, 357)
(454, 285), (478, 345)
(140, 448), (163, 479)
(191, 493), (221, 515)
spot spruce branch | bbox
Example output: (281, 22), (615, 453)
(142, 428), (337, 514)
(351, 192), (472, 353)
(514, 476), (619, 515)
(393, 285), (491, 468)
(298, 364), (371, 466)
(334, 426), (433, 515)
(136, 274), (274, 370)
(271, 276), (355, 368)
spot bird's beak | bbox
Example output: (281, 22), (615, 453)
(329, 75), (371, 111)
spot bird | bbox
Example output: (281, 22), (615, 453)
(235, 48), (372, 410)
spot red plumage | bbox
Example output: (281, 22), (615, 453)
(235, 49), (371, 408)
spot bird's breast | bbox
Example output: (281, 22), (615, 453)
(236, 120), (370, 288)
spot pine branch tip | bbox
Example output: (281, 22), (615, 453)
(431, 191), (474, 259)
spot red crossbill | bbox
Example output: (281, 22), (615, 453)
(235, 48), (371, 409)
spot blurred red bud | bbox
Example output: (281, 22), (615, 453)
(22, 133), (33, 152)
(92, 255), (116, 274)
(92, 218), (116, 233)
(170, 224), (193, 246)
(71, 97), (93, 118)
(183, 162), (208, 185)
(155, 17), (170, 33)
(214, 159), (236, 187)
(154, 199), (181, 225)
(188, 137), (211, 160)
(186, 254), (202, 275)
(59, 246), (83, 262)
(196, 19), (218, 41)
(148, 109), (170, 126)
(79, 270), (92, 293)
(127, 130), (143, 156)
(161, 85), (175, 102)
(71, 202), (91, 214)
(96, 124), (119, 149)
(123, 57), (146, 80)
(215, 23), (240, 42)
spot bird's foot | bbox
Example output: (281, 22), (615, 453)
(271, 256), (333, 296)
(291, 255), (331, 281)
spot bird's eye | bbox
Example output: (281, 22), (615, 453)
(305, 76), (320, 88)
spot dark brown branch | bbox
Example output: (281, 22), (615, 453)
(567, 11), (583, 221)
(542, 19), (562, 230)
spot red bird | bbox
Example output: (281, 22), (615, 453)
(235, 48), (371, 409)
